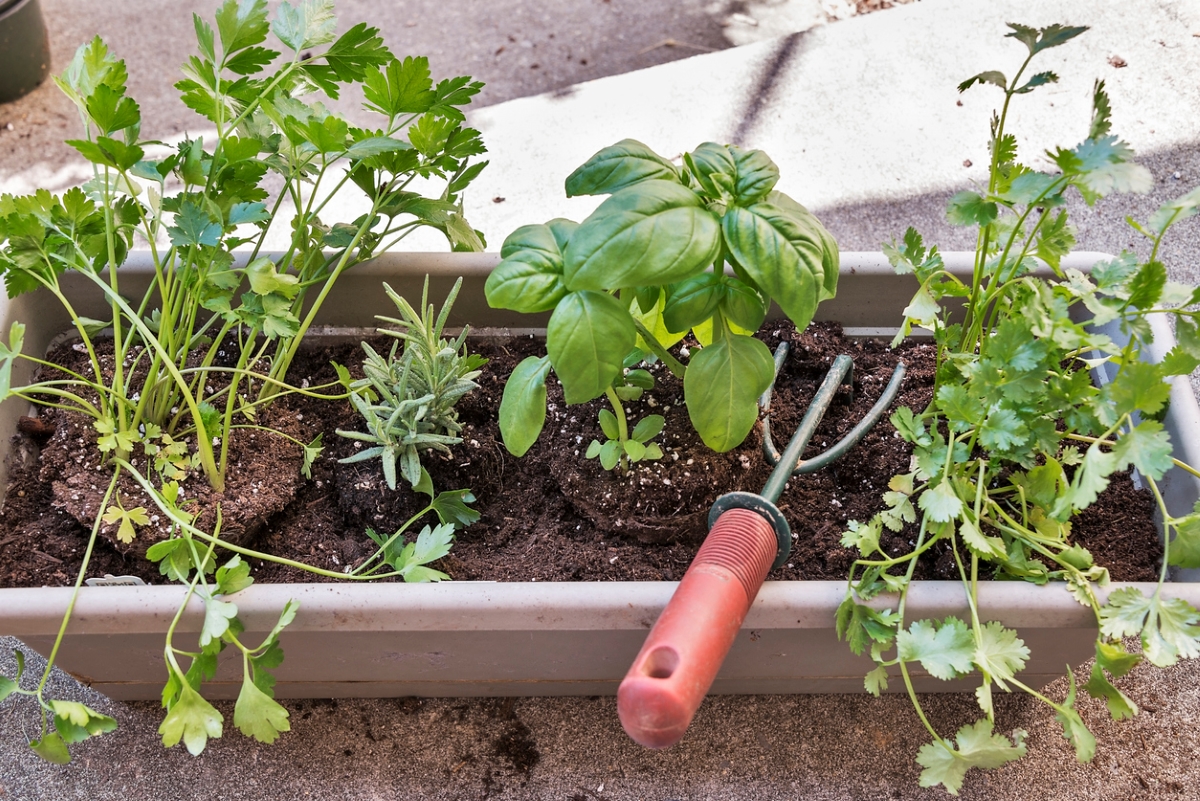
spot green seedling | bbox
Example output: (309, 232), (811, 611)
(585, 366), (665, 471)
(487, 139), (839, 459)
(101, 494), (151, 544)
(834, 23), (1200, 793)
(337, 277), (485, 489)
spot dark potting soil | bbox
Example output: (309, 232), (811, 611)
(0, 322), (1163, 588)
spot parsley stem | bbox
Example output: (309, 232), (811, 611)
(36, 471), (117, 697)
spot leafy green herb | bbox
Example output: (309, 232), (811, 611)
(337, 277), (485, 489)
(100, 495), (150, 544)
(0, 0), (488, 494)
(0, 0), (487, 763)
(487, 140), (838, 456)
(837, 22), (1200, 792)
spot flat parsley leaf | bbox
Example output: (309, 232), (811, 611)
(234, 671), (291, 743)
(159, 681), (223, 755)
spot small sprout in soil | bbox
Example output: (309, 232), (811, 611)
(336, 278), (485, 490)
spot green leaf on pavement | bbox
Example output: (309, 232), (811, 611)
(159, 681), (224, 755)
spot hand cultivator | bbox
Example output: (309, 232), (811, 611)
(618, 345), (906, 748)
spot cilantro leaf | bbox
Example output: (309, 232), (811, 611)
(918, 480), (963, 523)
(864, 665), (890, 696)
(1108, 360), (1171, 418)
(1100, 588), (1200, 668)
(1148, 185), (1200, 236)
(973, 621), (1029, 689)
(1054, 672), (1097, 762)
(836, 597), (899, 655)
(898, 617), (975, 681)
(959, 519), (1006, 560)
(957, 70), (1007, 93)
(916, 719), (1027, 794)
(946, 191), (998, 227)
(1112, 419), (1173, 480)
(1169, 514), (1200, 569)
(1084, 661), (1137, 724)
(841, 517), (882, 556)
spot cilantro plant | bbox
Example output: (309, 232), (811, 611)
(0, 0), (486, 764)
(835, 24), (1200, 793)
(486, 140), (839, 463)
(337, 277), (485, 489)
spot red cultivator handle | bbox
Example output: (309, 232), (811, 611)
(617, 351), (907, 750)
(617, 505), (779, 749)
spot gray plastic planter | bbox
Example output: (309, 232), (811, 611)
(1, 251), (1199, 701)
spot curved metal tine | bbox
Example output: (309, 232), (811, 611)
(758, 347), (854, 496)
(793, 360), (907, 474)
(760, 345), (907, 479)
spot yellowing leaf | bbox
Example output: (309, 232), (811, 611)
(160, 682), (223, 755)
(234, 672), (290, 744)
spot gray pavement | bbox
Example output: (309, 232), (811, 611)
(4, 0), (1200, 798)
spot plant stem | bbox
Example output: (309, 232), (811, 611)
(605, 385), (631, 471)
(631, 318), (686, 378)
(35, 471), (118, 696)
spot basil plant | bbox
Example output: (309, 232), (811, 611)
(485, 139), (839, 461)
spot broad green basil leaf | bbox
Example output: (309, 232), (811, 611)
(565, 139), (679, 197)
(684, 333), (774, 451)
(685, 142), (736, 198)
(633, 285), (660, 314)
(723, 203), (823, 330)
(546, 291), (636, 404)
(663, 272), (723, 333)
(546, 218), (579, 252)
(721, 276), (769, 331)
(499, 221), (559, 259)
(767, 190), (840, 301)
(486, 252), (568, 313)
(599, 439), (621, 470)
(488, 222), (572, 312)
(730, 146), (779, 204)
(564, 181), (719, 291)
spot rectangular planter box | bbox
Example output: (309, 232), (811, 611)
(2, 251), (1199, 701)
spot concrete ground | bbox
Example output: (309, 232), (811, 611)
(3, 0), (1200, 798)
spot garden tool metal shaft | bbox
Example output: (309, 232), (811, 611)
(618, 350), (906, 749)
